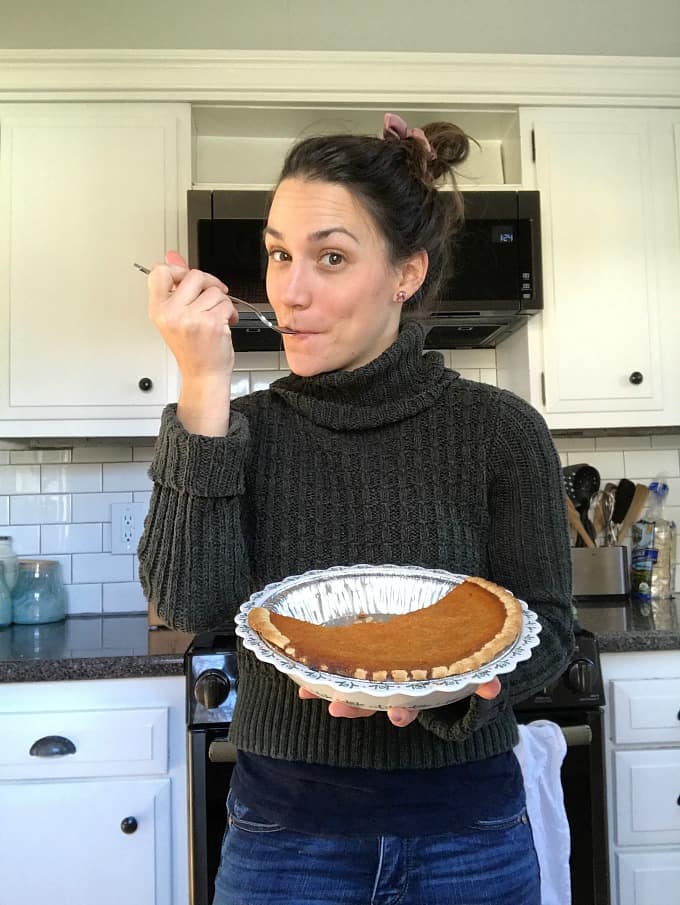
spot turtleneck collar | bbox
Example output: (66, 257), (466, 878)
(269, 320), (457, 431)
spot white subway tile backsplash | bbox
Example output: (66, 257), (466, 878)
(0, 496), (8, 524)
(553, 437), (596, 452)
(623, 450), (680, 478)
(651, 434), (680, 449)
(457, 369), (482, 382)
(72, 445), (132, 463)
(595, 436), (652, 451)
(479, 369), (497, 386)
(450, 349), (497, 369)
(132, 445), (155, 462)
(102, 523), (111, 552)
(234, 351), (280, 371)
(102, 463), (153, 493)
(251, 371), (284, 392)
(11, 494), (71, 525)
(72, 491), (132, 522)
(0, 452), (8, 465)
(72, 552), (133, 583)
(65, 583), (102, 616)
(41, 523), (102, 554)
(0, 525), (40, 555)
(133, 491), (152, 508)
(230, 373), (251, 399)
(102, 581), (147, 614)
(0, 466), (40, 494)
(566, 451), (624, 476)
(41, 464), (102, 493)
(10, 449), (71, 464)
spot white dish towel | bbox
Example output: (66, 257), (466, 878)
(514, 719), (571, 905)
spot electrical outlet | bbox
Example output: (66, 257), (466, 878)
(111, 502), (147, 555)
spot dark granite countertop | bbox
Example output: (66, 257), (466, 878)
(0, 595), (677, 683)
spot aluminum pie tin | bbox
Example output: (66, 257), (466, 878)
(235, 563), (542, 711)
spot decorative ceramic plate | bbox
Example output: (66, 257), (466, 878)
(234, 564), (541, 710)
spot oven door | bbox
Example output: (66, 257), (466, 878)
(188, 730), (235, 905)
(515, 707), (610, 905)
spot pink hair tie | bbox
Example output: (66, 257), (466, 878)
(382, 112), (436, 161)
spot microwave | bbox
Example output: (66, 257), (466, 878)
(187, 188), (543, 351)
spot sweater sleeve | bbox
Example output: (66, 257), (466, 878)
(417, 389), (575, 742)
(137, 403), (253, 632)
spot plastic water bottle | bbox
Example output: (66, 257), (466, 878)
(630, 482), (676, 600)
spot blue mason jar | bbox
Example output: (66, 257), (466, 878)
(12, 560), (66, 625)
(0, 562), (12, 628)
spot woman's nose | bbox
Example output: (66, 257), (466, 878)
(280, 262), (313, 308)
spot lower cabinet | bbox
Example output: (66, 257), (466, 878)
(601, 652), (680, 905)
(0, 676), (188, 905)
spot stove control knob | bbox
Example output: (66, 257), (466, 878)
(194, 670), (230, 709)
(567, 659), (595, 695)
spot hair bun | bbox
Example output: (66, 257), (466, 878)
(423, 121), (477, 183)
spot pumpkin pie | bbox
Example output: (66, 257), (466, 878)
(247, 575), (523, 682)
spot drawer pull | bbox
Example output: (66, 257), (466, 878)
(29, 735), (76, 757)
(120, 817), (138, 834)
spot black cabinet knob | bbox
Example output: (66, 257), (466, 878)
(194, 670), (231, 709)
(629, 371), (644, 385)
(120, 817), (138, 834)
(29, 735), (76, 757)
(138, 377), (153, 392)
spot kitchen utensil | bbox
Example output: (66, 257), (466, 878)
(235, 563), (541, 711)
(611, 478), (635, 532)
(589, 490), (616, 546)
(616, 483), (650, 542)
(566, 497), (596, 549)
(592, 482), (617, 538)
(562, 464), (601, 546)
(133, 263), (298, 335)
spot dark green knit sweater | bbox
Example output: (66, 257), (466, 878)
(138, 321), (574, 770)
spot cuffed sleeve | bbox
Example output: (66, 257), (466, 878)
(416, 684), (511, 745)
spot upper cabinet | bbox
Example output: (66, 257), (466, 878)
(498, 107), (680, 429)
(0, 103), (191, 436)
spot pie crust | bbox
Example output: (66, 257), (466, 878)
(247, 575), (523, 682)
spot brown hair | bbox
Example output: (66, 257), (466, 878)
(273, 119), (476, 318)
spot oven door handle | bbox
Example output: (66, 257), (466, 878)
(208, 739), (238, 763)
(560, 724), (592, 747)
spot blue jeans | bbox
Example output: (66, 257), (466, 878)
(212, 790), (541, 905)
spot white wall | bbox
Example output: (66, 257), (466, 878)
(2, 0), (679, 56)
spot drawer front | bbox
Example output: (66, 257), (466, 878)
(614, 749), (680, 846)
(0, 707), (168, 779)
(617, 851), (680, 905)
(611, 678), (680, 745)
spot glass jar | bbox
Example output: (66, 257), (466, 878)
(0, 536), (18, 594)
(11, 560), (66, 625)
(0, 562), (12, 628)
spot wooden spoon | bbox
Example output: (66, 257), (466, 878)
(616, 484), (650, 542)
(566, 497), (596, 549)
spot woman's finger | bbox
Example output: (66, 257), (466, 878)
(327, 700), (377, 719)
(474, 677), (502, 699)
(387, 707), (419, 727)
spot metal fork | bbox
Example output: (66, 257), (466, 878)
(133, 263), (297, 335)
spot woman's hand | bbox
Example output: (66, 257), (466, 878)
(298, 677), (502, 729)
(148, 250), (239, 435)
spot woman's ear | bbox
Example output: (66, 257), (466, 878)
(395, 249), (429, 302)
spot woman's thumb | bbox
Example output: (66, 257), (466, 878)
(165, 249), (188, 268)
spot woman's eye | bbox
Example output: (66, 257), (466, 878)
(268, 250), (290, 263)
(320, 252), (344, 267)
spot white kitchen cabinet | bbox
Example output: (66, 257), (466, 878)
(499, 108), (680, 429)
(601, 651), (680, 905)
(0, 103), (191, 436)
(0, 676), (188, 905)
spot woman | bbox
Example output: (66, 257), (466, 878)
(139, 113), (574, 905)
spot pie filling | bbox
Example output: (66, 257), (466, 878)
(247, 576), (523, 682)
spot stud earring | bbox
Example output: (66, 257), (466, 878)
(395, 291), (407, 303)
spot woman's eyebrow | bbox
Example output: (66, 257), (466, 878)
(263, 225), (360, 244)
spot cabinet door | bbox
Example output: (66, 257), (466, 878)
(617, 851), (680, 905)
(527, 108), (663, 416)
(0, 776), (172, 905)
(614, 748), (680, 846)
(0, 103), (190, 434)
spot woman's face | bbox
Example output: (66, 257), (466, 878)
(264, 177), (424, 377)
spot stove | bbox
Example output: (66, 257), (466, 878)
(184, 624), (609, 905)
